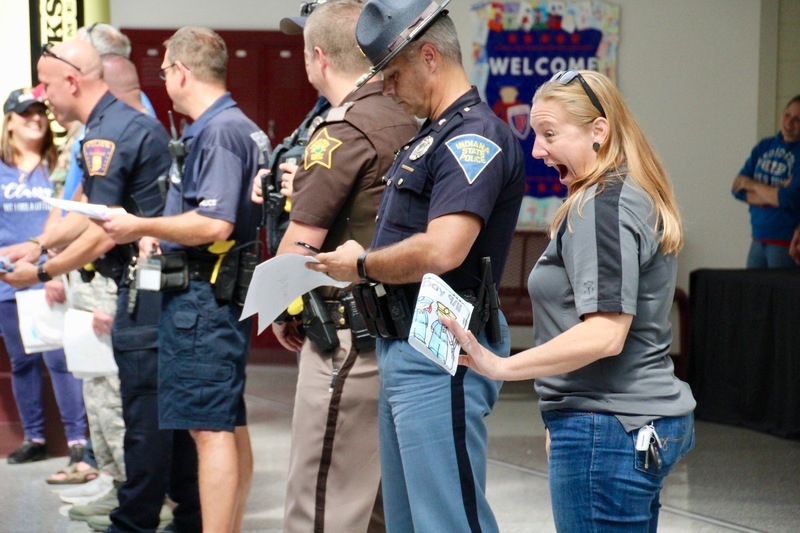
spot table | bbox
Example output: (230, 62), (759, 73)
(688, 268), (800, 439)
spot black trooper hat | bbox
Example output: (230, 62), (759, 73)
(354, 0), (451, 87)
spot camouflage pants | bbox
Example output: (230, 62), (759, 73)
(66, 271), (125, 480)
(84, 374), (126, 481)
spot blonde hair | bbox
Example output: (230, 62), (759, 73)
(1, 109), (57, 171)
(165, 27), (227, 84)
(534, 70), (683, 254)
(304, 0), (372, 75)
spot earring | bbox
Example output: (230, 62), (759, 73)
(592, 142), (600, 152)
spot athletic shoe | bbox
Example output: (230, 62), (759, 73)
(7, 440), (47, 464)
(58, 472), (114, 503)
(68, 488), (118, 521)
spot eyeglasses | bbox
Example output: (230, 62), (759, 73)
(158, 63), (177, 81)
(550, 70), (606, 118)
(84, 22), (98, 46)
(300, 0), (329, 17)
(41, 42), (83, 73)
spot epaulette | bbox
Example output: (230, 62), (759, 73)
(324, 102), (355, 123)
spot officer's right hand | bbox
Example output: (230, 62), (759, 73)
(272, 320), (304, 352)
(251, 169), (271, 205)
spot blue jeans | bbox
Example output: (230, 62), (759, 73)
(746, 240), (799, 269)
(0, 299), (86, 442)
(376, 313), (509, 533)
(542, 410), (695, 533)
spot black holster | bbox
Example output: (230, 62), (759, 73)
(351, 283), (414, 340)
(302, 290), (340, 352)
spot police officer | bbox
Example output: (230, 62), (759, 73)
(102, 27), (269, 533)
(250, 1), (332, 254)
(1, 39), (201, 532)
(257, 2), (418, 531)
(309, 1), (526, 531)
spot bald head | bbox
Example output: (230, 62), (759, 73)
(37, 39), (108, 125)
(102, 54), (143, 111)
(43, 39), (104, 80)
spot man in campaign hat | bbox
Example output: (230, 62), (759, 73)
(309, 1), (526, 531)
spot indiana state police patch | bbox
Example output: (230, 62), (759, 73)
(445, 134), (501, 184)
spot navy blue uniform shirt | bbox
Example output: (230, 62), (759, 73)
(80, 91), (170, 218)
(372, 87), (525, 289)
(163, 93), (268, 252)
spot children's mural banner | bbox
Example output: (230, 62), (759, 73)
(470, 1), (620, 229)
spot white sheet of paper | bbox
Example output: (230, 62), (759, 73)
(42, 196), (127, 221)
(240, 254), (350, 333)
(62, 309), (117, 378)
(14, 289), (66, 354)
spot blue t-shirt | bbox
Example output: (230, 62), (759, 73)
(372, 87), (525, 290)
(733, 132), (800, 241)
(162, 93), (268, 253)
(0, 160), (52, 301)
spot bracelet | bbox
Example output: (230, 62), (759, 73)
(37, 264), (52, 282)
(28, 237), (47, 255)
(357, 251), (375, 283)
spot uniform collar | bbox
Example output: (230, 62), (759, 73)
(425, 86), (481, 133)
(342, 80), (385, 107)
(85, 91), (117, 128)
(182, 92), (237, 141)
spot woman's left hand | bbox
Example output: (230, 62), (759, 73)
(441, 317), (503, 380)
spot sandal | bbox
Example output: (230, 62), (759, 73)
(46, 463), (100, 485)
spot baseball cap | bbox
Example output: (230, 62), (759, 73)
(3, 85), (46, 115)
(279, 0), (333, 35)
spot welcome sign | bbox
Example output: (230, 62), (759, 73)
(469, 1), (620, 228)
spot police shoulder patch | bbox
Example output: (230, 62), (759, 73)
(444, 134), (502, 184)
(304, 127), (343, 170)
(82, 139), (116, 177)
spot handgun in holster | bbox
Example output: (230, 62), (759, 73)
(341, 291), (375, 351)
(469, 257), (501, 344)
(302, 290), (340, 352)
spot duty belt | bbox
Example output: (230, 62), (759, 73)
(324, 300), (350, 330)
(187, 260), (216, 282)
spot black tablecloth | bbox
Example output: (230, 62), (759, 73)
(688, 268), (800, 439)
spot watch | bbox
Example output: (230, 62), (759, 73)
(357, 251), (375, 283)
(37, 264), (52, 282)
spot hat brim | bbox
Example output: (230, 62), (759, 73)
(280, 16), (306, 35)
(355, 1), (450, 88)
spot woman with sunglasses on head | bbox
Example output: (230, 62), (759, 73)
(0, 88), (87, 465)
(444, 70), (695, 531)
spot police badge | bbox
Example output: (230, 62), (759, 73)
(409, 136), (434, 161)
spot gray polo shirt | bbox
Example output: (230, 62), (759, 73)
(530, 173), (695, 431)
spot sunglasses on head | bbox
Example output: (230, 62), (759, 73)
(550, 70), (606, 118)
(41, 42), (83, 73)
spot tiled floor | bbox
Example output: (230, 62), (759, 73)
(3, 364), (799, 532)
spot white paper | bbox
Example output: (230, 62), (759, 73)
(14, 289), (66, 354)
(62, 309), (117, 378)
(240, 254), (351, 333)
(42, 196), (127, 221)
(408, 273), (473, 376)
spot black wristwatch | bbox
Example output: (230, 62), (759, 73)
(37, 264), (52, 282)
(357, 251), (375, 283)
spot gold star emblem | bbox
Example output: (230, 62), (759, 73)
(304, 128), (343, 170)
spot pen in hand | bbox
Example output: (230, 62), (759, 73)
(295, 241), (321, 255)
